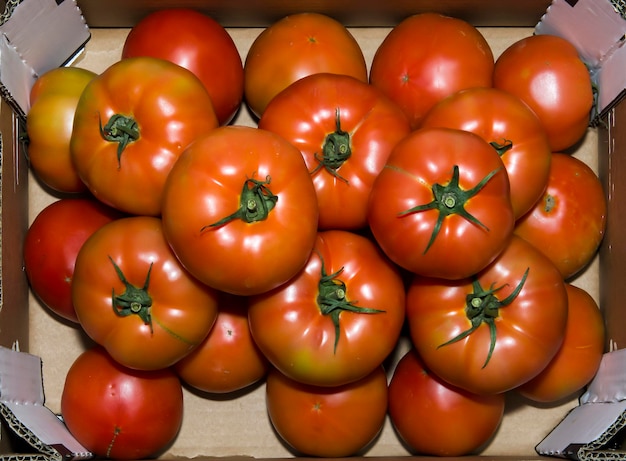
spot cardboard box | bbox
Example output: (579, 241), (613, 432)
(0, 0), (622, 460)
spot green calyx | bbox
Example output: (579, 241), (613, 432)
(109, 256), (154, 333)
(438, 268), (529, 368)
(489, 139), (513, 157)
(398, 164), (501, 254)
(311, 108), (352, 183)
(99, 113), (140, 168)
(316, 255), (384, 354)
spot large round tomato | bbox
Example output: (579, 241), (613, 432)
(72, 216), (219, 371)
(243, 12), (368, 118)
(121, 8), (244, 126)
(248, 230), (406, 387)
(61, 346), (183, 460)
(265, 365), (388, 457)
(70, 56), (219, 216)
(174, 292), (269, 394)
(388, 348), (504, 456)
(161, 125), (319, 296)
(369, 13), (494, 129)
(406, 235), (568, 395)
(368, 127), (515, 280)
(420, 87), (552, 219)
(26, 66), (96, 193)
(258, 72), (411, 230)
(514, 152), (607, 280)
(517, 283), (605, 403)
(23, 197), (122, 323)
(493, 34), (593, 152)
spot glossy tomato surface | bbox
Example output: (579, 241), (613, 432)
(259, 73), (411, 230)
(70, 57), (219, 216)
(265, 366), (388, 457)
(407, 235), (568, 395)
(514, 153), (607, 280)
(368, 127), (514, 280)
(248, 230), (406, 387)
(161, 125), (319, 296)
(72, 216), (219, 371)
(243, 12), (368, 118)
(61, 346), (184, 460)
(369, 13), (494, 129)
(122, 8), (243, 125)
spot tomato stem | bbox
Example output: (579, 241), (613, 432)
(98, 113), (140, 168)
(489, 139), (513, 157)
(310, 107), (351, 183)
(109, 256), (154, 333)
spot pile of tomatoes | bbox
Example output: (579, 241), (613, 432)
(22, 8), (608, 460)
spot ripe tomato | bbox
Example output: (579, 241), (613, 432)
(368, 127), (515, 280)
(420, 87), (552, 219)
(248, 230), (406, 387)
(265, 365), (388, 457)
(72, 216), (219, 371)
(243, 12), (368, 118)
(23, 198), (122, 323)
(258, 73), (411, 230)
(517, 283), (605, 403)
(514, 153), (607, 280)
(369, 13), (494, 129)
(406, 235), (568, 395)
(388, 348), (504, 456)
(174, 292), (269, 394)
(61, 346), (183, 460)
(493, 34), (593, 152)
(26, 67), (96, 193)
(161, 125), (318, 296)
(122, 8), (244, 125)
(70, 56), (219, 216)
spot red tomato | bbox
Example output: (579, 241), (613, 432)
(174, 292), (269, 394)
(265, 365), (388, 457)
(122, 8), (244, 126)
(258, 73), (411, 230)
(515, 153), (607, 280)
(61, 346), (183, 460)
(72, 216), (219, 371)
(368, 127), (515, 280)
(243, 12), (368, 118)
(161, 126), (319, 296)
(369, 13), (494, 129)
(70, 57), (219, 216)
(406, 235), (568, 395)
(420, 87), (552, 219)
(23, 198), (122, 323)
(517, 283), (605, 403)
(248, 230), (406, 387)
(493, 34), (593, 152)
(389, 348), (504, 456)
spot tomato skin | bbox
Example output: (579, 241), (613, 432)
(517, 283), (605, 403)
(420, 87), (552, 219)
(389, 348), (504, 456)
(121, 8), (243, 126)
(493, 34), (593, 152)
(259, 73), (411, 230)
(26, 67), (96, 193)
(23, 198), (122, 323)
(72, 216), (219, 371)
(174, 292), (269, 394)
(514, 153), (607, 280)
(407, 235), (568, 395)
(70, 56), (219, 216)
(265, 365), (388, 457)
(369, 13), (494, 130)
(243, 12), (368, 118)
(61, 346), (183, 460)
(161, 125), (318, 296)
(368, 127), (515, 280)
(248, 230), (406, 387)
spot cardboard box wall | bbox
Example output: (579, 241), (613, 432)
(0, 1), (617, 459)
